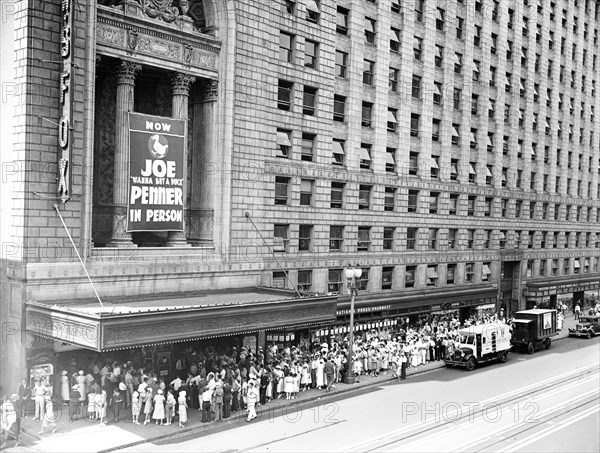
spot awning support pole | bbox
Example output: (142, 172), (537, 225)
(244, 212), (302, 298)
(54, 203), (104, 308)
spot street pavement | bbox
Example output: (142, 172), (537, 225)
(3, 313), (584, 453)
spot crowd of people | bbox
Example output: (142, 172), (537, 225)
(1, 302), (590, 446)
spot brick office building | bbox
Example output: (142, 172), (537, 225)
(1, 0), (599, 392)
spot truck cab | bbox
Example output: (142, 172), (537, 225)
(444, 322), (512, 371)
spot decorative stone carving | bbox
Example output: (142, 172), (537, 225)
(200, 79), (218, 102)
(172, 72), (196, 96)
(127, 29), (139, 53)
(97, 24), (126, 46)
(116, 60), (141, 85)
(137, 0), (179, 23)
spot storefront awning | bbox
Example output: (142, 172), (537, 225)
(26, 289), (338, 351)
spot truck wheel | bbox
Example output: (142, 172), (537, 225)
(498, 351), (508, 363)
(465, 358), (476, 371)
(527, 342), (535, 354)
(586, 331), (592, 339)
(544, 338), (551, 350)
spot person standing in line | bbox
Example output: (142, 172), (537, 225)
(400, 353), (408, 380)
(17, 379), (29, 422)
(575, 302), (581, 320)
(110, 387), (123, 423)
(69, 385), (81, 422)
(222, 380), (232, 419)
(152, 389), (165, 425)
(324, 357), (335, 393)
(246, 380), (259, 422)
(98, 387), (108, 426)
(177, 390), (188, 428)
(60, 371), (70, 406)
(131, 390), (141, 425)
(37, 395), (56, 435)
(231, 378), (240, 413)
(32, 380), (46, 422)
(212, 382), (224, 422)
(142, 388), (153, 425)
(165, 390), (175, 426)
(201, 386), (212, 423)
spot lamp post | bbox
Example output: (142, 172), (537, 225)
(345, 267), (362, 384)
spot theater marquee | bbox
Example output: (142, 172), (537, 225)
(127, 113), (186, 232)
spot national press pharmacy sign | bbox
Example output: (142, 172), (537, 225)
(127, 113), (186, 232)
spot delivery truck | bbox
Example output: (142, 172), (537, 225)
(510, 309), (558, 354)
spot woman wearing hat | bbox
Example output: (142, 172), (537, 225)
(152, 389), (165, 425)
(131, 390), (141, 425)
(60, 371), (70, 406)
(246, 380), (259, 422)
(177, 390), (188, 428)
(142, 388), (153, 425)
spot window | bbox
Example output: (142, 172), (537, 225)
(410, 113), (420, 137)
(362, 102), (373, 127)
(298, 133), (315, 162)
(279, 32), (294, 63)
(426, 265), (438, 286)
(414, 0), (424, 22)
(383, 227), (395, 250)
(428, 228), (438, 250)
(297, 270), (312, 293)
(484, 197), (493, 216)
(328, 269), (343, 293)
(275, 177), (289, 205)
(414, 36), (423, 60)
(430, 157), (439, 179)
(515, 200), (522, 218)
(273, 224), (289, 252)
(467, 196), (476, 216)
(384, 187), (396, 212)
(405, 266), (416, 288)
(454, 52), (463, 74)
(283, 0), (295, 15)
(329, 226), (344, 251)
(409, 152), (419, 175)
(303, 86), (317, 115)
(505, 72), (512, 92)
(429, 192), (439, 214)
(276, 129), (291, 158)
(335, 50), (347, 78)
(450, 159), (458, 181)
(487, 134), (494, 153)
(406, 228), (417, 250)
(300, 179), (313, 206)
(447, 264), (456, 284)
(456, 16), (464, 39)
(432, 119), (440, 142)
(408, 190), (419, 213)
(453, 88), (461, 110)
(390, 28), (400, 53)
(474, 25), (481, 46)
(304, 40), (318, 68)
(272, 271), (287, 289)
(330, 181), (344, 208)
(382, 267), (393, 290)
(391, 2), (400, 14)
(490, 67), (497, 88)
(501, 168), (508, 187)
(433, 82), (443, 105)
(278, 80), (293, 110)
(412, 74), (422, 98)
(435, 45), (443, 68)
(386, 148), (396, 173)
(451, 123), (461, 145)
(491, 33), (498, 54)
(336, 7), (348, 35)
(387, 108), (398, 132)
(448, 228), (457, 249)
(298, 225), (312, 251)
(358, 184), (372, 209)
(482, 263), (492, 281)
(357, 227), (371, 251)
(436, 8), (445, 31)
(333, 95), (346, 122)
(305, 0), (319, 23)
(465, 263), (474, 282)
(471, 94), (479, 115)
(389, 67), (399, 92)
(365, 17), (376, 44)
(449, 193), (458, 215)
(363, 59), (375, 85)
(468, 162), (477, 183)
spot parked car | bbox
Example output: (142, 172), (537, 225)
(568, 315), (600, 339)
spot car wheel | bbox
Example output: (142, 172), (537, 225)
(498, 351), (508, 363)
(586, 331), (592, 339)
(544, 339), (551, 350)
(465, 357), (476, 371)
(527, 342), (535, 354)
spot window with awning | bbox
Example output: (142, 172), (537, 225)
(387, 110), (397, 124)
(304, 0), (320, 12)
(454, 53), (462, 65)
(472, 60), (480, 73)
(574, 259), (580, 268)
(519, 79), (525, 91)
(485, 166), (493, 177)
(360, 147), (372, 162)
(430, 157), (439, 168)
(482, 264), (492, 275)
(470, 130), (477, 143)
(426, 267), (438, 278)
(276, 130), (291, 157)
(469, 163), (476, 174)
(487, 134), (494, 146)
(385, 151), (395, 166)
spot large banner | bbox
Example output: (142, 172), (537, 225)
(127, 113), (186, 232)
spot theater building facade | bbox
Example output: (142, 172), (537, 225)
(1, 0), (599, 392)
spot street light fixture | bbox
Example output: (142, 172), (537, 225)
(345, 266), (362, 384)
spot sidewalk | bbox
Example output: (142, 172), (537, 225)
(5, 314), (578, 453)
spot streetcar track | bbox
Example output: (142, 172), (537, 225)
(356, 366), (599, 453)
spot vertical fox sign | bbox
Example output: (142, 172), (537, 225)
(127, 113), (186, 232)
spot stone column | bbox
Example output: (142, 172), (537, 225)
(167, 72), (196, 247)
(190, 79), (218, 245)
(108, 60), (141, 247)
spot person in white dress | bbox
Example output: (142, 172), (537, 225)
(60, 371), (70, 405)
(178, 390), (188, 428)
(152, 389), (165, 425)
(315, 358), (325, 389)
